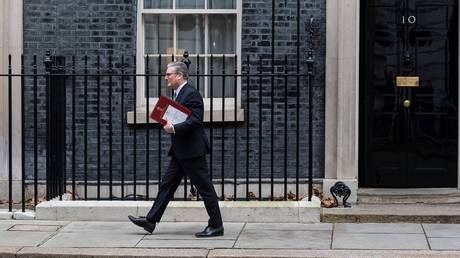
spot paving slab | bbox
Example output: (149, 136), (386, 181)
(334, 223), (423, 234)
(60, 221), (136, 233)
(143, 222), (244, 240)
(41, 231), (144, 248)
(5, 220), (460, 256)
(333, 233), (429, 250)
(0, 223), (12, 231)
(18, 247), (209, 258)
(429, 238), (460, 250)
(137, 239), (235, 248)
(423, 224), (460, 238)
(0, 220), (68, 232)
(243, 222), (332, 231)
(209, 249), (460, 258)
(8, 224), (61, 232)
(235, 226), (331, 249)
(0, 220), (69, 226)
(0, 231), (55, 247)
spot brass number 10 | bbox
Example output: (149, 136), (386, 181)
(402, 15), (417, 24)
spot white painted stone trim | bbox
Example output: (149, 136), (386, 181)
(134, 0), (244, 124)
(0, 0), (23, 199)
(36, 200), (320, 223)
(458, 3), (460, 190)
(127, 107), (245, 124)
(325, 0), (359, 200)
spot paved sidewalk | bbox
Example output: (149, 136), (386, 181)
(0, 220), (460, 257)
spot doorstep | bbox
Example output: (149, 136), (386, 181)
(322, 203), (460, 223)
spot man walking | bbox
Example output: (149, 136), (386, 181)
(128, 62), (223, 237)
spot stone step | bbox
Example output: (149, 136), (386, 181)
(321, 203), (460, 223)
(357, 188), (460, 204)
(35, 199), (321, 223)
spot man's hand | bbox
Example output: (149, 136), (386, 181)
(163, 121), (175, 134)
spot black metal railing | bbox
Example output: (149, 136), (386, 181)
(1, 50), (317, 211)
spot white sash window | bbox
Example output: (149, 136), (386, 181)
(134, 0), (243, 124)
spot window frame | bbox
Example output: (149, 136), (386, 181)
(132, 0), (243, 124)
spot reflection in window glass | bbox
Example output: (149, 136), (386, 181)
(145, 15), (173, 54)
(144, 0), (172, 9)
(177, 15), (205, 54)
(177, 0), (205, 9)
(146, 56), (170, 98)
(208, 0), (236, 9)
(209, 14), (235, 54)
(141, 1), (239, 99)
(183, 57), (206, 97)
(209, 57), (235, 98)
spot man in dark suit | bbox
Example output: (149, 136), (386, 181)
(128, 62), (223, 237)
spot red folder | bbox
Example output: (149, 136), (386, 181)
(150, 96), (192, 126)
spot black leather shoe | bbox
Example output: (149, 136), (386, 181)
(195, 226), (224, 237)
(128, 215), (156, 234)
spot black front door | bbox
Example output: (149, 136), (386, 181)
(360, 0), (458, 187)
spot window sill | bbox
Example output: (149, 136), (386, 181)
(127, 108), (245, 124)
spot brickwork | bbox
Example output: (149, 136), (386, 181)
(22, 0), (326, 199)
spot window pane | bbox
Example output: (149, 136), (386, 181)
(177, 15), (205, 54)
(208, 0), (236, 9)
(176, 0), (205, 9)
(144, 0), (172, 9)
(209, 14), (236, 54)
(145, 15), (173, 54)
(146, 56), (170, 98)
(181, 57), (206, 97)
(208, 57), (235, 98)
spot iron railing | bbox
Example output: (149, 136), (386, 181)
(1, 50), (317, 211)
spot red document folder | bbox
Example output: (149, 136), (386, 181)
(150, 96), (192, 126)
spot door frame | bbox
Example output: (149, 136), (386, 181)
(324, 0), (460, 199)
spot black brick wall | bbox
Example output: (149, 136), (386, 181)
(240, 0), (325, 182)
(22, 0), (326, 198)
(23, 0), (138, 184)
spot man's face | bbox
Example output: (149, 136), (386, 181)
(165, 67), (182, 90)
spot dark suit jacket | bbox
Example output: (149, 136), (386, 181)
(168, 83), (210, 160)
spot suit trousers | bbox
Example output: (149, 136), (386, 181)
(146, 155), (223, 228)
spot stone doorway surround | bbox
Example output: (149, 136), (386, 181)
(0, 0), (23, 199)
(324, 0), (460, 203)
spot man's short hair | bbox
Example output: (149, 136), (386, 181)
(167, 62), (188, 80)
